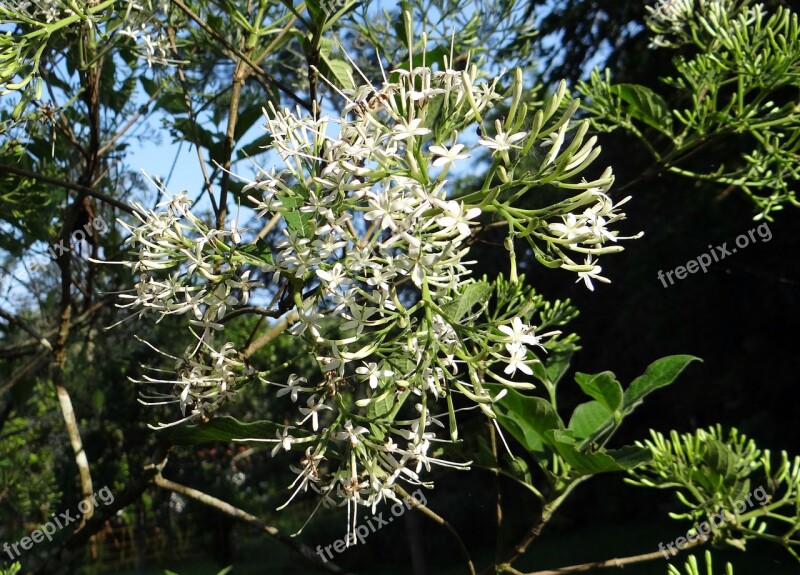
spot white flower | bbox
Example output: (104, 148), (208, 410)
(541, 123), (568, 166)
(297, 395), (333, 431)
(549, 214), (590, 244)
(478, 129), (527, 153)
(340, 304), (377, 334)
(498, 317), (542, 350)
(648, 0), (694, 25)
(435, 201), (481, 238)
(336, 420), (369, 446)
(582, 210), (616, 243)
(271, 427), (296, 457)
(429, 143), (470, 167)
(276, 374), (306, 403)
(317, 263), (351, 291)
(392, 118), (431, 141)
(355, 362), (394, 389)
(503, 345), (534, 377)
(575, 256), (611, 291)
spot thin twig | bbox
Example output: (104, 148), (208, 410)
(523, 535), (707, 574)
(0, 162), (141, 216)
(154, 474), (351, 574)
(221, 305), (289, 322)
(170, 0), (312, 111)
(244, 310), (299, 358)
(396, 485), (477, 575)
(165, 24), (219, 216)
(217, 56), (248, 230)
(486, 480), (586, 575)
(97, 85), (163, 157)
(0, 308), (53, 351)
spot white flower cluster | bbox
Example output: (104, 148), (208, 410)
(544, 192), (641, 290)
(2, 0), (173, 68)
(115, 192), (259, 426)
(646, 0), (734, 48)
(117, 0), (174, 68)
(238, 63), (536, 526)
(8, 0), (70, 23)
(118, 43), (641, 533)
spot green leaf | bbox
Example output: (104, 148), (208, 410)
(278, 187), (314, 237)
(551, 431), (651, 475)
(304, 0), (327, 28)
(610, 83), (672, 135)
(574, 371), (623, 411)
(91, 389), (105, 414)
(321, 0), (364, 32)
(169, 416), (302, 445)
(623, 355), (701, 410)
(318, 38), (352, 88)
(140, 76), (160, 98)
(409, 45), (450, 70)
(236, 132), (273, 161)
(441, 281), (492, 321)
(508, 455), (532, 484)
(367, 388), (411, 441)
(606, 445), (653, 469)
(701, 439), (739, 487)
(234, 104), (267, 141)
(545, 349), (573, 387)
(491, 387), (563, 454)
(320, 56), (352, 89)
(568, 400), (612, 443)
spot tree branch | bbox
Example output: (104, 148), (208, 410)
(165, 24), (219, 215)
(170, 0), (312, 111)
(154, 473), (351, 574)
(485, 480), (586, 575)
(29, 442), (172, 575)
(97, 84), (163, 157)
(0, 307), (53, 351)
(488, 420), (504, 570)
(244, 310), (299, 358)
(522, 535), (708, 574)
(395, 485), (477, 575)
(0, 162), (141, 216)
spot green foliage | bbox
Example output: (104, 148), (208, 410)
(491, 355), (698, 486)
(630, 425), (800, 560)
(579, 1), (800, 219)
(668, 551), (734, 575)
(0, 381), (61, 543)
(0, 562), (22, 575)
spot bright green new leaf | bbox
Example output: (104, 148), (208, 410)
(568, 400), (613, 443)
(575, 370), (623, 411)
(623, 355), (701, 409)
